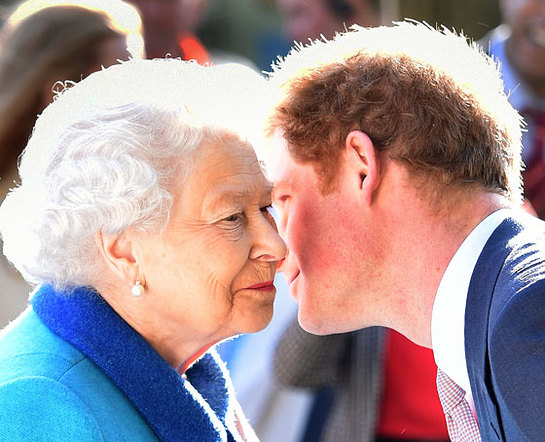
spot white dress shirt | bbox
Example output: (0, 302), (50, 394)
(431, 209), (509, 410)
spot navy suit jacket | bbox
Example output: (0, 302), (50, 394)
(465, 211), (545, 441)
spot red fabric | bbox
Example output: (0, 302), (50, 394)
(376, 329), (449, 440)
(522, 109), (545, 220)
(178, 33), (210, 65)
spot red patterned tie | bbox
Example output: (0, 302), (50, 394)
(436, 368), (481, 441)
(521, 109), (545, 219)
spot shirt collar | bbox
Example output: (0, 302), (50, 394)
(431, 209), (509, 393)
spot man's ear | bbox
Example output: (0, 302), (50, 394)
(95, 230), (141, 286)
(345, 130), (379, 206)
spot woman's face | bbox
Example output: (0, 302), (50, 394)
(133, 139), (286, 349)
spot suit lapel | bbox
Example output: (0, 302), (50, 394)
(464, 216), (523, 439)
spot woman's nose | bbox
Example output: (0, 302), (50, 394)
(249, 216), (288, 262)
(276, 255), (288, 273)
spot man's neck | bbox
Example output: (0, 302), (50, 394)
(378, 191), (510, 347)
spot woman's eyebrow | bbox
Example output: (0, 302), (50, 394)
(203, 184), (270, 213)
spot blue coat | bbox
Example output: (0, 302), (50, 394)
(0, 285), (240, 441)
(465, 212), (545, 441)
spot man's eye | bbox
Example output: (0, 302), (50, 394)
(260, 204), (273, 214)
(274, 194), (289, 204)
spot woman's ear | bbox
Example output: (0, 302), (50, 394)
(95, 230), (141, 286)
(345, 130), (380, 206)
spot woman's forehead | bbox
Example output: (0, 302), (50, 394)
(174, 140), (271, 212)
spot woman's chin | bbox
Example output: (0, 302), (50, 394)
(238, 307), (274, 335)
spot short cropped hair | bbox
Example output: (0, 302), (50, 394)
(0, 58), (267, 289)
(266, 21), (523, 202)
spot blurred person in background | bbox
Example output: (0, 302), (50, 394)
(126, 0), (209, 63)
(0, 0), (143, 329)
(272, 2), (449, 442)
(0, 57), (285, 440)
(481, 0), (545, 219)
(127, 0), (257, 68)
(277, 0), (380, 44)
(275, 325), (449, 442)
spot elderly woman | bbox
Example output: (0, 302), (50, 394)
(0, 58), (286, 441)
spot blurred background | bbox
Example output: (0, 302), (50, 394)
(0, 0), (501, 72)
(195, 0), (501, 71)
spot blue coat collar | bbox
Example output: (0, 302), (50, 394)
(32, 285), (236, 441)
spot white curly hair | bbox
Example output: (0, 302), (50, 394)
(0, 58), (270, 289)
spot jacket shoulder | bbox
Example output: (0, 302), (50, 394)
(0, 309), (158, 441)
(0, 309), (86, 383)
(488, 274), (545, 441)
(487, 216), (545, 440)
(0, 376), (104, 441)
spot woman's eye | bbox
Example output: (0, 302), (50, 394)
(224, 213), (244, 223)
(261, 204), (278, 219)
(260, 205), (278, 227)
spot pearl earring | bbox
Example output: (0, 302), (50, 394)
(131, 280), (144, 297)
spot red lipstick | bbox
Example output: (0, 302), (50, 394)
(245, 281), (275, 291)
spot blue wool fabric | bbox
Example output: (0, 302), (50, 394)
(0, 284), (239, 441)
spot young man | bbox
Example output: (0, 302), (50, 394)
(274, 4), (448, 442)
(265, 22), (545, 441)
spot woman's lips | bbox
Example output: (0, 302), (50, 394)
(245, 281), (275, 291)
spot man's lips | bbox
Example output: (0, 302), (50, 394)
(244, 280), (275, 291)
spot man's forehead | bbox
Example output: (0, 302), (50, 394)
(265, 129), (292, 184)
